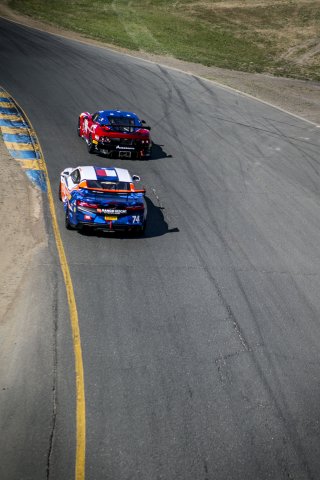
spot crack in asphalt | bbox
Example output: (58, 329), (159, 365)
(46, 278), (58, 480)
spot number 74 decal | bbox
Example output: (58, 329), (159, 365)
(132, 215), (140, 223)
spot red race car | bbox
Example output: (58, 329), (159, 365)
(78, 109), (152, 159)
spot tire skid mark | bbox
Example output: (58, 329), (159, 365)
(46, 277), (58, 480)
(192, 239), (315, 480)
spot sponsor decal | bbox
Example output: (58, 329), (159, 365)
(115, 145), (134, 150)
(98, 208), (127, 214)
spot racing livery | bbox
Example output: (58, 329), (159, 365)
(59, 166), (147, 233)
(78, 110), (152, 159)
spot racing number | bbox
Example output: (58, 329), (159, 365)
(132, 215), (140, 223)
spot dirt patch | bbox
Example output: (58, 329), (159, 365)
(0, 140), (46, 323)
(188, 0), (316, 7)
(281, 38), (320, 67)
(0, 1), (319, 125)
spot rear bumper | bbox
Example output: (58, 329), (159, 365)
(96, 140), (151, 157)
(65, 202), (146, 230)
(75, 210), (146, 230)
(78, 222), (144, 232)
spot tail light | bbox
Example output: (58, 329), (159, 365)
(76, 200), (98, 208)
(127, 203), (144, 211)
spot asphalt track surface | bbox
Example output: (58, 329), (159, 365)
(1, 17), (320, 480)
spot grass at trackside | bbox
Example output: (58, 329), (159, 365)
(7, 0), (320, 80)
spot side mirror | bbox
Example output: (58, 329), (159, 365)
(141, 120), (146, 124)
(132, 175), (140, 182)
(62, 168), (73, 176)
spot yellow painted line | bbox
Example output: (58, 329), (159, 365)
(17, 159), (45, 170)
(4, 141), (35, 151)
(0, 113), (22, 121)
(0, 126), (29, 134)
(3, 89), (86, 479)
(0, 101), (15, 108)
(45, 176), (87, 480)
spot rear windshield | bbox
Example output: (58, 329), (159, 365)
(98, 114), (140, 132)
(86, 180), (131, 190)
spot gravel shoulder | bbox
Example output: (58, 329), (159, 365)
(0, 140), (56, 480)
(0, 2), (319, 125)
(0, 140), (46, 325)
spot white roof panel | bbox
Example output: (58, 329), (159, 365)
(79, 166), (97, 180)
(114, 167), (132, 182)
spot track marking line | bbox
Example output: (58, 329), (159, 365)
(1, 126), (30, 134)
(0, 113), (22, 121)
(0, 100), (15, 107)
(17, 159), (43, 170)
(4, 141), (35, 150)
(0, 88), (86, 480)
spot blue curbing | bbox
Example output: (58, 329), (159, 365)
(0, 87), (46, 191)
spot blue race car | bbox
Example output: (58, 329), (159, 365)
(59, 166), (147, 233)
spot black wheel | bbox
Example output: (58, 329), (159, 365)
(147, 145), (152, 159)
(77, 119), (81, 137)
(133, 223), (146, 236)
(58, 183), (62, 201)
(87, 135), (95, 154)
(65, 207), (75, 230)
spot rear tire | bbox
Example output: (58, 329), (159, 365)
(146, 142), (152, 160)
(58, 183), (62, 201)
(87, 135), (95, 154)
(133, 223), (146, 236)
(65, 207), (75, 230)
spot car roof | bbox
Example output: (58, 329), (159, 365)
(96, 110), (140, 121)
(78, 166), (132, 183)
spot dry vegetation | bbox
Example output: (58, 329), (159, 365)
(6, 0), (320, 79)
(180, 0), (320, 76)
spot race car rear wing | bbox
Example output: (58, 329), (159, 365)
(101, 124), (151, 131)
(81, 185), (146, 195)
(78, 180), (146, 194)
(87, 188), (145, 194)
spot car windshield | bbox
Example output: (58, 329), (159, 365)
(86, 180), (131, 190)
